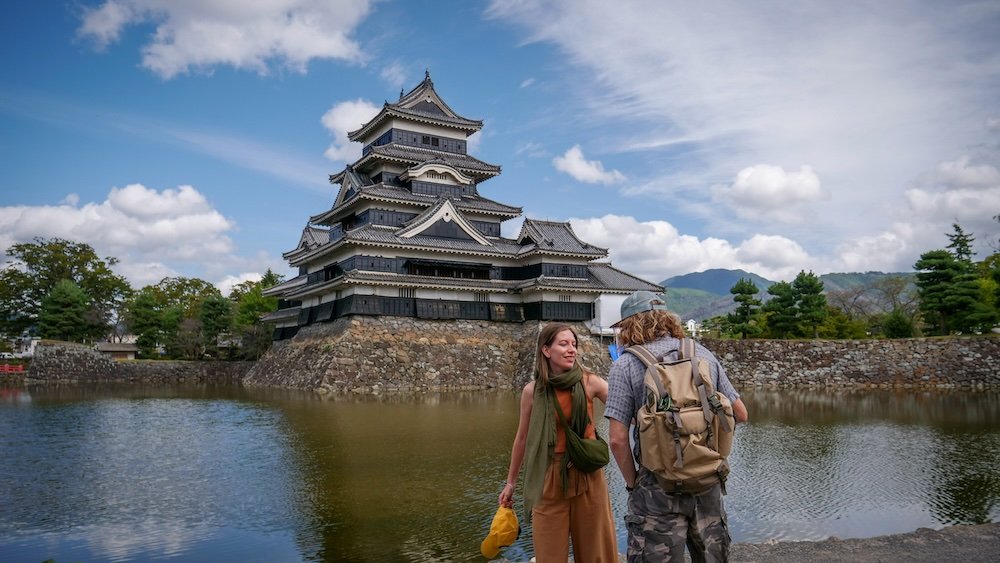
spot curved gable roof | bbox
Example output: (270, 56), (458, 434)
(517, 219), (607, 256)
(348, 72), (482, 141)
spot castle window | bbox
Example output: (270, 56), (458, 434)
(431, 138), (439, 147)
(422, 135), (431, 144)
(475, 292), (489, 302)
(399, 288), (415, 299)
(559, 294), (572, 302)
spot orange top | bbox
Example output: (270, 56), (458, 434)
(553, 372), (597, 453)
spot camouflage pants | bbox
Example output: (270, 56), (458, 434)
(624, 469), (730, 563)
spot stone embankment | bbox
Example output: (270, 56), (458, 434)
(245, 316), (998, 392)
(21, 325), (1000, 392)
(25, 340), (252, 383)
(711, 336), (1000, 389)
(243, 317), (613, 392)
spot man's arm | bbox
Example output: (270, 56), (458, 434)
(609, 418), (636, 488)
(732, 397), (748, 423)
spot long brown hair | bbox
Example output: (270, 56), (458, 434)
(616, 310), (685, 348)
(534, 323), (579, 387)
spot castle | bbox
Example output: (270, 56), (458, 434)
(263, 72), (661, 340)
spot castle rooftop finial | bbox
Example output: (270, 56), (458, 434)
(425, 68), (430, 80)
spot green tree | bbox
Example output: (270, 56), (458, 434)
(125, 276), (223, 358)
(0, 237), (131, 337)
(951, 269), (996, 333)
(946, 223), (976, 263)
(817, 306), (867, 339)
(150, 277), (222, 319)
(727, 278), (762, 339)
(38, 280), (91, 342)
(883, 308), (915, 338)
(870, 275), (919, 321)
(763, 281), (798, 338)
(793, 270), (828, 338)
(127, 287), (167, 357)
(914, 249), (967, 335)
(916, 223), (997, 334)
(201, 295), (234, 357)
(169, 317), (204, 360)
(228, 269), (284, 359)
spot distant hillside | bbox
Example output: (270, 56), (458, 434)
(819, 271), (916, 293)
(660, 269), (914, 321)
(661, 269), (774, 296)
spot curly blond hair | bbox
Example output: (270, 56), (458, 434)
(616, 309), (686, 348)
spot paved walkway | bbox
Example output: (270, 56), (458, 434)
(499, 522), (1000, 562)
(730, 522), (1000, 562)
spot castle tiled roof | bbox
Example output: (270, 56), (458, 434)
(262, 274), (308, 297)
(352, 144), (501, 177)
(309, 183), (522, 225)
(517, 219), (607, 257)
(289, 224), (524, 266)
(282, 226), (331, 261)
(518, 263), (663, 293)
(348, 72), (483, 141)
(280, 261), (660, 300)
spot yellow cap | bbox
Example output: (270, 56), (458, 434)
(480, 506), (520, 559)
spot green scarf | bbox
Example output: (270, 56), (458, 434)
(522, 364), (586, 520)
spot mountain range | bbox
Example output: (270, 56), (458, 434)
(659, 268), (915, 321)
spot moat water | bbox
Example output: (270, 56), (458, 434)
(1, 384), (998, 562)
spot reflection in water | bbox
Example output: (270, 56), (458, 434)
(728, 388), (1000, 542)
(0, 384), (997, 562)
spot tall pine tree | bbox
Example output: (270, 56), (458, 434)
(793, 271), (828, 338)
(727, 278), (762, 339)
(764, 281), (798, 338)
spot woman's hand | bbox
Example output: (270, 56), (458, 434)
(498, 482), (515, 508)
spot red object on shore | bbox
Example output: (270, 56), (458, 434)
(0, 364), (24, 373)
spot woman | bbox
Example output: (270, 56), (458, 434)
(499, 323), (618, 562)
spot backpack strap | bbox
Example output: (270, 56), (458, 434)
(686, 338), (717, 431)
(686, 339), (734, 449)
(624, 345), (668, 412)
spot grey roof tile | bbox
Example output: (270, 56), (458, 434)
(363, 144), (500, 174)
(517, 219), (607, 256)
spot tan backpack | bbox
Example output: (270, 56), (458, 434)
(624, 339), (735, 494)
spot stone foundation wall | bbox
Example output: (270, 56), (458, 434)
(27, 341), (252, 383)
(25, 331), (1000, 392)
(247, 320), (998, 392)
(242, 317), (613, 392)
(707, 337), (1000, 389)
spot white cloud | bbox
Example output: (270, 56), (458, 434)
(569, 214), (815, 282)
(466, 131), (483, 154)
(932, 156), (1000, 190)
(0, 184), (238, 287)
(520, 78), (536, 88)
(553, 145), (626, 185)
(216, 272), (264, 297)
(381, 61), (407, 89)
(77, 0), (376, 79)
(165, 127), (331, 193)
(515, 141), (547, 158)
(488, 0), (1000, 272)
(713, 164), (826, 223)
(321, 99), (381, 163)
(833, 229), (912, 273)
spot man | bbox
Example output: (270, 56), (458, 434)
(605, 291), (749, 562)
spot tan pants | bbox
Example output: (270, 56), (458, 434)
(532, 455), (618, 563)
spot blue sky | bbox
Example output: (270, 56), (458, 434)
(1, 1), (999, 294)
